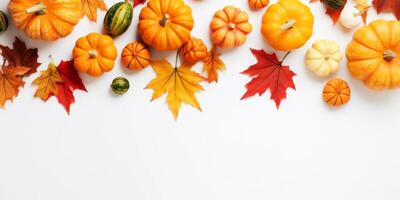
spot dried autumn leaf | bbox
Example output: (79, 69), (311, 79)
(241, 49), (296, 109)
(146, 60), (205, 119)
(0, 37), (41, 76)
(203, 47), (226, 83)
(311, 0), (348, 24)
(81, 0), (107, 22)
(32, 62), (64, 101)
(372, 0), (400, 20)
(0, 65), (30, 108)
(129, 0), (147, 8)
(354, 0), (371, 24)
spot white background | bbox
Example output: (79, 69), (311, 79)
(0, 0), (399, 199)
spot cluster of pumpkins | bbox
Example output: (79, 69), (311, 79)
(1, 0), (399, 106)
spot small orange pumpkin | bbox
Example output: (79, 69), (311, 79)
(138, 0), (194, 51)
(180, 38), (208, 64)
(248, 0), (269, 10)
(121, 41), (151, 71)
(346, 19), (400, 90)
(210, 6), (253, 48)
(323, 78), (351, 107)
(73, 33), (117, 77)
(8, 0), (82, 41)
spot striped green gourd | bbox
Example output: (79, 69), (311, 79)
(323, 0), (345, 10)
(103, 1), (133, 37)
(0, 11), (8, 33)
(111, 77), (130, 95)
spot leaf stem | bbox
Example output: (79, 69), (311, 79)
(280, 51), (291, 65)
(175, 48), (182, 69)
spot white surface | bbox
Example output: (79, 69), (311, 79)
(0, 0), (399, 199)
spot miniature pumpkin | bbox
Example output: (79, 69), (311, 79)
(248, 0), (270, 10)
(339, 5), (363, 29)
(138, 0), (194, 51)
(306, 40), (342, 77)
(121, 41), (151, 71)
(181, 38), (208, 64)
(8, 0), (82, 41)
(0, 11), (8, 33)
(261, 0), (314, 51)
(323, 78), (351, 107)
(111, 77), (130, 95)
(73, 33), (118, 77)
(210, 6), (253, 48)
(346, 19), (400, 90)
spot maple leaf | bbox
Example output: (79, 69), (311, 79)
(129, 0), (147, 8)
(203, 47), (226, 83)
(81, 0), (107, 22)
(146, 60), (205, 120)
(32, 62), (64, 101)
(55, 60), (87, 114)
(373, 0), (400, 20)
(311, 0), (348, 24)
(0, 37), (41, 76)
(241, 49), (296, 109)
(0, 64), (30, 108)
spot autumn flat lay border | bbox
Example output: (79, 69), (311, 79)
(0, 0), (399, 120)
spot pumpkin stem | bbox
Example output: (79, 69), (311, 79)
(26, 2), (47, 15)
(88, 50), (98, 59)
(280, 19), (296, 31)
(383, 50), (396, 62)
(228, 22), (236, 30)
(159, 14), (170, 27)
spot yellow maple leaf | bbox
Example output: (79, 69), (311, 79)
(203, 47), (226, 83)
(146, 60), (205, 119)
(32, 62), (64, 101)
(0, 66), (30, 108)
(81, 0), (107, 22)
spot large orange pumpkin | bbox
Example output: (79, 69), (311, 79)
(8, 0), (82, 41)
(210, 6), (253, 48)
(73, 33), (118, 77)
(138, 0), (194, 51)
(261, 0), (314, 51)
(346, 19), (400, 90)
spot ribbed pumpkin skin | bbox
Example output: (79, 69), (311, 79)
(181, 38), (208, 64)
(0, 11), (7, 32)
(121, 41), (151, 71)
(104, 2), (133, 37)
(8, 0), (81, 40)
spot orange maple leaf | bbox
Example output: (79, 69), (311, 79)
(0, 64), (30, 108)
(81, 0), (107, 22)
(202, 47), (226, 83)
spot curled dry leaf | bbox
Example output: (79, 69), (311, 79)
(32, 62), (64, 101)
(202, 47), (226, 83)
(146, 59), (205, 120)
(0, 64), (30, 108)
(81, 0), (107, 22)
(129, 0), (147, 8)
(372, 0), (400, 20)
(311, 0), (348, 24)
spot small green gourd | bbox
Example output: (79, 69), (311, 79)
(103, 1), (133, 37)
(111, 77), (130, 95)
(323, 0), (345, 10)
(0, 11), (8, 33)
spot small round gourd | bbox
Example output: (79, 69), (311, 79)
(248, 0), (269, 10)
(104, 1), (133, 37)
(0, 11), (8, 33)
(339, 6), (363, 29)
(121, 41), (151, 71)
(323, 0), (345, 10)
(111, 77), (130, 95)
(181, 38), (208, 64)
(323, 78), (351, 107)
(210, 6), (253, 48)
(306, 40), (342, 77)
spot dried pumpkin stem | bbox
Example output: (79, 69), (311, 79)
(26, 2), (47, 15)
(383, 50), (396, 62)
(88, 50), (98, 58)
(159, 14), (170, 27)
(280, 19), (296, 31)
(228, 22), (236, 30)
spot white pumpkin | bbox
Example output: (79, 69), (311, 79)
(305, 40), (342, 77)
(338, 5), (363, 29)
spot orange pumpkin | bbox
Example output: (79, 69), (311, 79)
(210, 6), (253, 48)
(138, 0), (194, 51)
(73, 33), (117, 77)
(8, 0), (82, 41)
(323, 78), (351, 107)
(121, 41), (151, 71)
(248, 0), (269, 10)
(180, 38), (208, 64)
(261, 0), (314, 51)
(346, 19), (400, 90)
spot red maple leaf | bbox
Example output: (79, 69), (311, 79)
(241, 49), (296, 109)
(311, 0), (348, 24)
(47, 60), (87, 114)
(373, 0), (400, 20)
(129, 0), (147, 8)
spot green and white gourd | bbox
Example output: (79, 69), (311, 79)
(323, 0), (345, 10)
(0, 11), (8, 33)
(111, 77), (130, 95)
(104, 1), (133, 37)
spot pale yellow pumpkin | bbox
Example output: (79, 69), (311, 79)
(306, 40), (342, 77)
